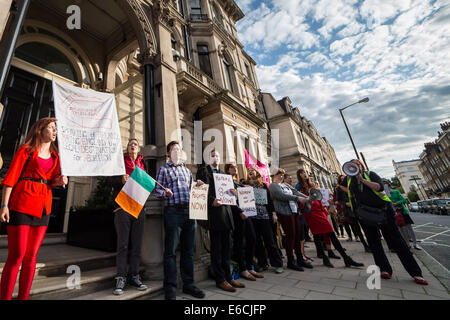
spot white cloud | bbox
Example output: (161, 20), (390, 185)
(236, 0), (450, 177)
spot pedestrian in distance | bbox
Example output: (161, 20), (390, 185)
(384, 180), (421, 250)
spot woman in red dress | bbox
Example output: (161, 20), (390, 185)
(297, 170), (363, 268)
(0, 117), (67, 300)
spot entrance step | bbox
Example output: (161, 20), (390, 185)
(0, 244), (116, 277)
(70, 281), (163, 300)
(0, 233), (67, 249)
(19, 266), (116, 300)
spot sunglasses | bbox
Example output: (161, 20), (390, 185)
(128, 142), (138, 146)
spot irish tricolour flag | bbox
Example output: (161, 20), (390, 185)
(115, 167), (156, 218)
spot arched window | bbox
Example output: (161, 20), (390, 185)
(15, 42), (78, 82)
(223, 56), (233, 91)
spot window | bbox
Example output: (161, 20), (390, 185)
(245, 63), (253, 83)
(190, 0), (201, 15)
(212, 3), (223, 26)
(223, 56), (233, 91)
(197, 45), (212, 78)
(15, 42), (78, 82)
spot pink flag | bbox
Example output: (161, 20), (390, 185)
(244, 149), (270, 187)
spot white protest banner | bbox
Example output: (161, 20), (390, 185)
(320, 188), (330, 206)
(189, 184), (209, 220)
(237, 187), (257, 217)
(213, 173), (236, 206)
(52, 80), (125, 176)
(254, 188), (268, 205)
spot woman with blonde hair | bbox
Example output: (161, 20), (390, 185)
(0, 118), (67, 300)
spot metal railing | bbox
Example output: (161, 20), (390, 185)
(190, 14), (209, 21)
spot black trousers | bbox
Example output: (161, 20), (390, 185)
(253, 219), (283, 268)
(343, 223), (353, 239)
(313, 232), (348, 258)
(359, 205), (422, 278)
(210, 230), (232, 284)
(232, 211), (256, 271)
(350, 219), (370, 249)
(114, 209), (145, 277)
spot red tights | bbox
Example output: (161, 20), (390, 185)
(0, 225), (47, 300)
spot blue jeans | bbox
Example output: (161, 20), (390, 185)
(163, 207), (196, 292)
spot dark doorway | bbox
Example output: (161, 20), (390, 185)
(0, 66), (67, 234)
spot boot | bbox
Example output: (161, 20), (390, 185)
(287, 257), (304, 271)
(323, 255), (334, 268)
(344, 256), (364, 268)
(328, 250), (341, 259)
(297, 257), (313, 269)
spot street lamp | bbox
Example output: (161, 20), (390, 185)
(339, 97), (369, 160)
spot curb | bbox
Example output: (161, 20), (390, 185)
(414, 246), (450, 292)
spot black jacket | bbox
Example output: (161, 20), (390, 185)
(196, 165), (234, 231)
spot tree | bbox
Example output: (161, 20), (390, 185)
(407, 190), (420, 202)
(390, 176), (401, 189)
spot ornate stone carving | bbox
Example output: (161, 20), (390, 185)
(116, 0), (157, 62)
(152, 0), (176, 28)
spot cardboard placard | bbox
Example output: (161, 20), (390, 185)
(189, 184), (209, 220)
(213, 173), (237, 206)
(237, 187), (257, 217)
(254, 188), (268, 205)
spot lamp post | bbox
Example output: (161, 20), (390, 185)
(339, 97), (369, 160)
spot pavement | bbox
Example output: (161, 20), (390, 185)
(147, 234), (450, 300)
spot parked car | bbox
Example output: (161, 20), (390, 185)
(417, 201), (425, 212)
(427, 198), (441, 214)
(435, 199), (450, 215)
(408, 202), (419, 212)
(424, 199), (434, 213)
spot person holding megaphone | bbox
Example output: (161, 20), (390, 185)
(340, 159), (428, 285)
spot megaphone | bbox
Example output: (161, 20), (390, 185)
(309, 188), (323, 202)
(342, 161), (360, 176)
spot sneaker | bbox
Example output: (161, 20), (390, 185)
(183, 285), (205, 298)
(129, 275), (148, 291)
(113, 276), (126, 295)
(414, 245), (422, 250)
(275, 267), (284, 274)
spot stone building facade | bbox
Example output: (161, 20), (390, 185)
(261, 92), (342, 189)
(418, 122), (450, 199)
(392, 159), (427, 200)
(0, 0), (271, 282)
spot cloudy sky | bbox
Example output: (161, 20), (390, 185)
(234, 0), (450, 178)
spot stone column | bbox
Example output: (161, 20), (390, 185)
(0, 0), (13, 41)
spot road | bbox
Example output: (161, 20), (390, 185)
(409, 211), (450, 272)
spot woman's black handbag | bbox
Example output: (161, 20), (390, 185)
(356, 204), (387, 227)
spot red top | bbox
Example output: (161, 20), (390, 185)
(333, 193), (342, 211)
(302, 198), (334, 235)
(38, 156), (54, 174)
(1, 145), (61, 217)
(124, 153), (144, 175)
